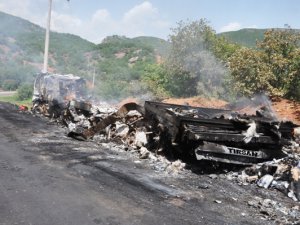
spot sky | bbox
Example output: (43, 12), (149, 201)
(0, 0), (299, 44)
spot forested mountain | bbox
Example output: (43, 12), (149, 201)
(93, 35), (166, 99)
(1, 11), (299, 100)
(0, 11), (166, 99)
(219, 28), (300, 48)
(0, 11), (95, 85)
(218, 28), (266, 47)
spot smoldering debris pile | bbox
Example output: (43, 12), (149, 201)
(223, 97), (300, 201)
(33, 99), (187, 174)
(32, 95), (300, 200)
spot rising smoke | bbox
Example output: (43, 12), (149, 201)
(227, 93), (278, 119)
(167, 21), (278, 116)
(182, 48), (228, 98)
(167, 20), (230, 99)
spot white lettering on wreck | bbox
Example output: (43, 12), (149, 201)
(228, 148), (259, 158)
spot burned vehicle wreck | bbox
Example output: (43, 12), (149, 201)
(30, 73), (299, 165)
(144, 101), (297, 165)
(29, 73), (300, 203)
(56, 99), (298, 165)
(32, 72), (89, 117)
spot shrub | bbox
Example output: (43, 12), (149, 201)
(2, 79), (19, 91)
(17, 84), (33, 100)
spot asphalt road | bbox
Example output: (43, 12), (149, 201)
(0, 101), (297, 225)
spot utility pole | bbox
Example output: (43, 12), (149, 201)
(42, 0), (71, 73)
(92, 67), (96, 89)
(42, 0), (52, 73)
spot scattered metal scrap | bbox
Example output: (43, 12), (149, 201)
(226, 149), (300, 201)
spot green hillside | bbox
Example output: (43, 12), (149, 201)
(0, 11), (166, 99)
(133, 36), (170, 57)
(5, 10), (298, 101)
(0, 11), (96, 89)
(0, 11), (96, 66)
(94, 35), (159, 99)
(218, 28), (266, 48)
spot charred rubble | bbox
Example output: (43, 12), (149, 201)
(31, 73), (300, 201)
(144, 101), (297, 165)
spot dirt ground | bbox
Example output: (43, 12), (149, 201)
(163, 96), (228, 108)
(271, 97), (300, 125)
(163, 96), (300, 125)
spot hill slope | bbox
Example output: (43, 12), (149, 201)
(93, 35), (160, 99)
(5, 11), (299, 101)
(0, 12), (166, 94)
(0, 12), (167, 100)
(218, 28), (266, 48)
(0, 11), (96, 86)
(219, 28), (300, 48)
(133, 36), (170, 57)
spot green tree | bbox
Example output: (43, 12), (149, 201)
(17, 84), (33, 100)
(93, 35), (158, 100)
(165, 19), (239, 98)
(228, 28), (300, 99)
(142, 64), (170, 98)
(228, 47), (273, 96)
(2, 79), (19, 90)
(258, 29), (300, 97)
(288, 48), (300, 98)
(212, 36), (241, 62)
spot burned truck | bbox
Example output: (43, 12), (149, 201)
(32, 73), (89, 117)
(65, 98), (298, 165)
(30, 73), (299, 165)
(144, 101), (298, 165)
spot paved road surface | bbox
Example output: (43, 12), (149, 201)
(0, 101), (294, 225)
(0, 91), (16, 97)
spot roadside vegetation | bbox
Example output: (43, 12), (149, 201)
(0, 83), (33, 107)
(228, 29), (300, 99)
(142, 20), (300, 101)
(0, 95), (32, 107)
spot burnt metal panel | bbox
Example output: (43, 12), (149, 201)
(144, 101), (295, 164)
